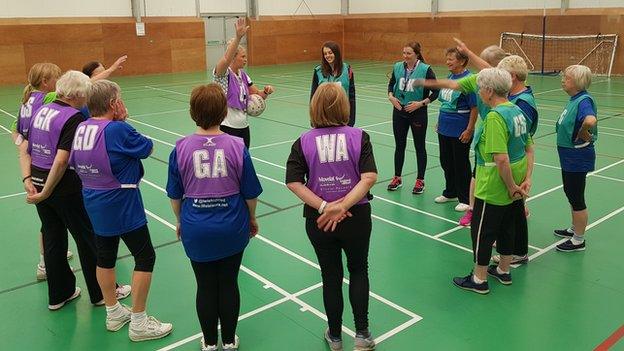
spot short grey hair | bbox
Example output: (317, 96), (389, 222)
(564, 65), (592, 91)
(497, 55), (529, 82)
(56, 70), (92, 100)
(479, 45), (508, 67)
(477, 68), (513, 97)
(88, 80), (121, 117)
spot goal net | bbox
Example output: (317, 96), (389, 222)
(500, 32), (618, 77)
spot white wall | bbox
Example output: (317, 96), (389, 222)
(0, 0), (131, 17)
(200, 0), (247, 14)
(438, 0), (560, 12)
(570, 0), (624, 8)
(144, 0), (197, 16)
(349, 0), (430, 14)
(258, 0), (340, 16)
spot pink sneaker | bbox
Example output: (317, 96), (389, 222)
(459, 209), (472, 226)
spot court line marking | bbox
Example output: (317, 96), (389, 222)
(143, 191), (423, 349)
(0, 191), (26, 200)
(528, 205), (624, 262)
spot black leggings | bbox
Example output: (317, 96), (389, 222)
(191, 251), (244, 346)
(220, 125), (250, 149)
(306, 204), (371, 337)
(95, 225), (156, 272)
(392, 109), (427, 179)
(35, 191), (103, 305)
(562, 170), (587, 211)
(438, 133), (472, 204)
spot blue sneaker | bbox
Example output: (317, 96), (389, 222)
(554, 228), (574, 238)
(487, 265), (512, 285)
(452, 274), (489, 294)
(556, 239), (586, 252)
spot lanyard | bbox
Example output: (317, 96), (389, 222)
(402, 60), (419, 92)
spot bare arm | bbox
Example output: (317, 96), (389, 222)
(18, 140), (36, 195)
(520, 144), (535, 195)
(493, 153), (526, 200)
(415, 78), (461, 91)
(317, 172), (377, 231)
(576, 115), (597, 142)
(454, 38), (491, 71)
(245, 198), (259, 237)
(170, 199), (182, 239)
(459, 107), (478, 143)
(286, 182), (325, 210)
(91, 55), (127, 81)
(215, 18), (249, 76)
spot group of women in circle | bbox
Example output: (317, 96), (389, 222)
(14, 16), (598, 351)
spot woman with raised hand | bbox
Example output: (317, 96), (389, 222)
(311, 41), (356, 126)
(553, 65), (597, 253)
(71, 79), (172, 341)
(286, 83), (377, 351)
(82, 55), (128, 81)
(167, 83), (262, 351)
(213, 17), (274, 148)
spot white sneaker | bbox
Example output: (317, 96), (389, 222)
(48, 287), (81, 311)
(106, 304), (132, 331)
(200, 338), (218, 351)
(454, 203), (471, 212)
(222, 335), (240, 350)
(66, 250), (73, 260)
(434, 195), (458, 203)
(36, 264), (46, 281)
(129, 316), (173, 342)
(94, 284), (132, 306)
(354, 331), (376, 351)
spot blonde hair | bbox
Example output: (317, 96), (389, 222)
(310, 83), (349, 128)
(564, 65), (592, 91)
(88, 80), (121, 117)
(56, 70), (92, 100)
(22, 63), (61, 104)
(497, 55), (529, 82)
(480, 45), (508, 67)
(226, 38), (246, 56)
(477, 68), (513, 97)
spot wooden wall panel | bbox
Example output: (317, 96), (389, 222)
(0, 17), (205, 85)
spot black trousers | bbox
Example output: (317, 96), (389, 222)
(35, 191), (103, 305)
(95, 225), (156, 272)
(392, 109), (427, 179)
(306, 204), (371, 337)
(190, 251), (244, 346)
(562, 170), (588, 211)
(471, 198), (527, 265)
(438, 133), (472, 204)
(221, 125), (250, 149)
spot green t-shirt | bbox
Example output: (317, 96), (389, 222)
(457, 73), (490, 121)
(474, 107), (531, 206)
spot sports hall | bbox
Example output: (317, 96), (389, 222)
(1, 1), (623, 350)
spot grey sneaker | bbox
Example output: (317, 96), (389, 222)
(324, 328), (343, 351)
(106, 304), (132, 331)
(222, 335), (240, 350)
(129, 315), (173, 342)
(354, 331), (376, 350)
(200, 337), (218, 351)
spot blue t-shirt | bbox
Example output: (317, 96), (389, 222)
(437, 70), (477, 138)
(167, 147), (263, 262)
(82, 122), (153, 236)
(509, 87), (538, 136)
(558, 91), (596, 172)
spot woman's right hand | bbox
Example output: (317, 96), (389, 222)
(317, 201), (352, 232)
(23, 178), (36, 196)
(508, 184), (528, 200)
(389, 96), (402, 111)
(249, 216), (259, 238)
(235, 18), (249, 39)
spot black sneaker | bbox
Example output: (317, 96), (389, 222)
(412, 179), (425, 194)
(452, 274), (489, 294)
(556, 239), (586, 252)
(554, 228), (574, 238)
(487, 265), (512, 285)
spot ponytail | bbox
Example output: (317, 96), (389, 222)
(21, 84), (34, 104)
(418, 53), (425, 63)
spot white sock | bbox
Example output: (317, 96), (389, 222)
(472, 274), (485, 284)
(106, 302), (122, 317)
(496, 266), (509, 275)
(571, 234), (585, 245)
(131, 311), (147, 326)
(39, 254), (45, 267)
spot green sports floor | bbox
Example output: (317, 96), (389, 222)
(1, 60), (623, 350)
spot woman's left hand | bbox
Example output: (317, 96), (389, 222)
(26, 191), (48, 204)
(263, 85), (275, 95)
(404, 101), (422, 113)
(317, 201), (352, 232)
(249, 217), (259, 237)
(459, 128), (473, 143)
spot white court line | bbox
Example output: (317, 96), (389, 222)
(373, 196), (458, 225)
(528, 205), (624, 262)
(143, 187), (422, 348)
(532, 80), (609, 96)
(0, 191), (26, 200)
